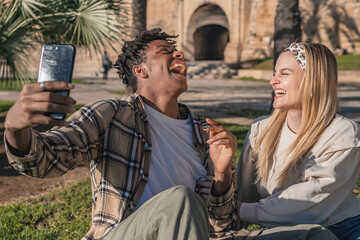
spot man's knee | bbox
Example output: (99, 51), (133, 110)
(165, 185), (206, 211)
(167, 185), (199, 201)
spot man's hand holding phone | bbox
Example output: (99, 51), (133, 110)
(5, 81), (76, 130)
(4, 81), (76, 155)
(4, 43), (77, 155)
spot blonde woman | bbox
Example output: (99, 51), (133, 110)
(236, 42), (360, 240)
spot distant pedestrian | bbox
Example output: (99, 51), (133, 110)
(102, 51), (110, 79)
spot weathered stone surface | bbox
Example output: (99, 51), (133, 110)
(145, 0), (360, 63)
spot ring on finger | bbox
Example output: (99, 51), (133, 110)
(40, 81), (47, 91)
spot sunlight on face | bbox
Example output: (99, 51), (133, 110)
(270, 51), (305, 111)
(141, 40), (188, 96)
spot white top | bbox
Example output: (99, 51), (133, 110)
(133, 103), (206, 211)
(256, 121), (299, 197)
(238, 114), (360, 227)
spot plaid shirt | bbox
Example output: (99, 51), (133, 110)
(6, 94), (237, 239)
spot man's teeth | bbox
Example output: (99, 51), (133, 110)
(169, 63), (185, 74)
(275, 90), (286, 96)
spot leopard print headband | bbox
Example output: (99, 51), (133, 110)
(285, 42), (306, 70)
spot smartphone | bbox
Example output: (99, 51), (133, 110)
(37, 43), (76, 120)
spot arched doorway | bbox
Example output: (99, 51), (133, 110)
(194, 24), (228, 60)
(186, 4), (229, 61)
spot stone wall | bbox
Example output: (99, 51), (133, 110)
(240, 0), (277, 61)
(300, 0), (360, 54)
(146, 0), (360, 63)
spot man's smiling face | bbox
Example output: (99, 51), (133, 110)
(139, 39), (188, 96)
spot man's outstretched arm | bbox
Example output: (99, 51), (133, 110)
(5, 82), (118, 178)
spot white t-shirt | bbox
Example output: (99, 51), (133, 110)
(133, 103), (207, 211)
(257, 121), (298, 196)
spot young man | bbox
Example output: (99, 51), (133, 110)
(4, 28), (237, 240)
(4, 29), (337, 240)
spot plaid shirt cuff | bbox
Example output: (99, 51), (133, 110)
(208, 181), (235, 216)
(5, 128), (39, 162)
(5, 129), (41, 176)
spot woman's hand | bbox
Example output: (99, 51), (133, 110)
(202, 118), (237, 196)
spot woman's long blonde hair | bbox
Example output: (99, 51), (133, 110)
(254, 42), (339, 189)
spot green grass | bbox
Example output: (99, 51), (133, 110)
(239, 76), (267, 82)
(72, 79), (85, 84)
(221, 122), (250, 162)
(0, 179), (92, 240)
(0, 79), (36, 91)
(355, 181), (360, 198)
(336, 54), (360, 71)
(64, 104), (84, 118)
(250, 54), (360, 71)
(250, 58), (274, 70)
(72, 79), (106, 85)
(237, 109), (269, 120)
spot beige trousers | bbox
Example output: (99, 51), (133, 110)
(103, 185), (210, 240)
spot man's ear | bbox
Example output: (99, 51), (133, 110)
(133, 65), (148, 78)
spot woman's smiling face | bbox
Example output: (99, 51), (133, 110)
(270, 51), (305, 111)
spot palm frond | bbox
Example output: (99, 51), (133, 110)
(0, 0), (38, 84)
(0, 0), (130, 88)
(20, 0), (47, 20)
(40, 0), (128, 53)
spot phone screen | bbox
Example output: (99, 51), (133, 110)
(38, 43), (76, 120)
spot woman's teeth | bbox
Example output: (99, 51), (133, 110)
(275, 90), (286, 96)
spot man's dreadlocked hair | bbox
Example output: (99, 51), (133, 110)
(113, 28), (177, 92)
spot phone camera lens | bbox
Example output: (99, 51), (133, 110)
(44, 45), (54, 51)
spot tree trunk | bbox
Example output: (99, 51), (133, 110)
(131, 0), (147, 38)
(274, 0), (302, 65)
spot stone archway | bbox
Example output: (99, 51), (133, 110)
(194, 24), (229, 60)
(186, 3), (229, 61)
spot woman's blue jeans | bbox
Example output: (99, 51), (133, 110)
(327, 214), (360, 240)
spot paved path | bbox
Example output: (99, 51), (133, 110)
(0, 78), (359, 125)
